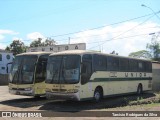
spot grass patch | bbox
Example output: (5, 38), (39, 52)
(129, 92), (160, 106)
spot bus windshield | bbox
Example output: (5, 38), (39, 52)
(10, 55), (38, 84)
(46, 55), (80, 84)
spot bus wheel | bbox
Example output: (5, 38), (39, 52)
(94, 88), (102, 102)
(34, 95), (41, 98)
(137, 84), (143, 95)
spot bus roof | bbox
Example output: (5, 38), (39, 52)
(16, 52), (52, 56)
(49, 50), (151, 62)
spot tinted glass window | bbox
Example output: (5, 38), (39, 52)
(129, 59), (137, 72)
(20, 56), (37, 84)
(107, 57), (119, 71)
(81, 54), (92, 85)
(138, 61), (145, 72)
(93, 54), (107, 71)
(46, 55), (80, 84)
(119, 58), (128, 71)
(10, 55), (38, 84)
(145, 61), (152, 72)
(35, 55), (49, 83)
(46, 56), (62, 83)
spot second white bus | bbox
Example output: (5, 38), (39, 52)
(45, 50), (152, 102)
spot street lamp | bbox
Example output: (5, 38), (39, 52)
(141, 4), (160, 21)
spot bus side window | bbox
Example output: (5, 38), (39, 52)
(138, 61), (145, 72)
(107, 57), (119, 71)
(119, 58), (128, 72)
(129, 59), (137, 72)
(145, 61), (152, 72)
(93, 54), (107, 71)
(81, 54), (92, 85)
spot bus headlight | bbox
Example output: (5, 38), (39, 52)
(24, 87), (32, 91)
(45, 88), (51, 92)
(68, 89), (79, 93)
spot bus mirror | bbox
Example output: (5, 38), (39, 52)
(6, 62), (13, 74)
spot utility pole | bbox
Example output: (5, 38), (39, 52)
(141, 4), (160, 21)
(68, 37), (70, 44)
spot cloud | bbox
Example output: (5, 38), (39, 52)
(0, 30), (19, 35)
(0, 30), (19, 40)
(0, 43), (7, 49)
(70, 21), (160, 56)
(0, 35), (4, 40)
(27, 32), (45, 41)
(0, 30), (19, 49)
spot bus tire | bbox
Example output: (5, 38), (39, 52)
(137, 84), (143, 95)
(34, 95), (41, 98)
(93, 87), (103, 102)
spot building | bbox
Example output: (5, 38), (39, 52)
(152, 61), (160, 91)
(26, 43), (86, 52)
(0, 49), (13, 74)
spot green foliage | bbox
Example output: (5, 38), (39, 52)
(43, 39), (56, 46)
(129, 33), (160, 61)
(146, 41), (160, 61)
(5, 40), (26, 55)
(30, 38), (43, 47)
(30, 38), (56, 47)
(129, 50), (152, 59)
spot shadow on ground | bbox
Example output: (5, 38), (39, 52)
(0, 97), (47, 108)
(39, 92), (156, 111)
(0, 92), (156, 111)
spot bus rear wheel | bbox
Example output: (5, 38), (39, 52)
(34, 95), (41, 98)
(94, 88), (103, 102)
(137, 84), (143, 95)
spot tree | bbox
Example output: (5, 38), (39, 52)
(128, 32), (160, 61)
(43, 38), (56, 46)
(146, 32), (160, 61)
(30, 38), (43, 47)
(129, 50), (152, 59)
(5, 40), (26, 55)
(30, 38), (56, 47)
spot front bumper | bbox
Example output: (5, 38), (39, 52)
(9, 89), (34, 96)
(46, 91), (80, 101)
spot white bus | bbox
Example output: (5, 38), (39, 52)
(9, 52), (51, 97)
(45, 50), (152, 102)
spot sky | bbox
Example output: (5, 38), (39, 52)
(0, 0), (160, 56)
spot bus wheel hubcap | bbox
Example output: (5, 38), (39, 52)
(95, 92), (100, 101)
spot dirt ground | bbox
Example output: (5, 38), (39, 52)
(0, 86), (160, 120)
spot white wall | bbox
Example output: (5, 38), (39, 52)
(0, 52), (13, 74)
(152, 62), (160, 91)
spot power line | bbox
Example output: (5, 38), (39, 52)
(69, 26), (160, 40)
(1, 12), (160, 45)
(1, 26), (159, 44)
(53, 26), (160, 42)
(49, 12), (160, 38)
(88, 14), (155, 50)
(86, 32), (158, 44)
